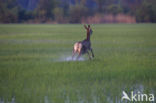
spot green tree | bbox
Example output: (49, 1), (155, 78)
(107, 4), (123, 15)
(0, 0), (18, 23)
(35, 0), (59, 22)
(69, 4), (88, 23)
(53, 7), (64, 23)
(136, 0), (156, 22)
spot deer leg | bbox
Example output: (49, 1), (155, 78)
(72, 52), (75, 60)
(90, 48), (94, 58)
(76, 53), (81, 60)
(87, 51), (91, 60)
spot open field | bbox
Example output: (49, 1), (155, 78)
(0, 24), (156, 103)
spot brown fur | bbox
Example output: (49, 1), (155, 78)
(72, 25), (94, 60)
(72, 41), (94, 60)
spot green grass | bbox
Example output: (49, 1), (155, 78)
(0, 24), (156, 103)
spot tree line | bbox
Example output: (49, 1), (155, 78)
(0, 0), (156, 23)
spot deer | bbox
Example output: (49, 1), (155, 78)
(72, 24), (94, 60)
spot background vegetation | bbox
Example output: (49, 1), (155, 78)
(0, 0), (156, 23)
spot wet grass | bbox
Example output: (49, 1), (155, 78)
(0, 24), (156, 103)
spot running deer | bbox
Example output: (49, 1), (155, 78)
(72, 25), (94, 60)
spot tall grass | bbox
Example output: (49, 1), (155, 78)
(0, 24), (156, 103)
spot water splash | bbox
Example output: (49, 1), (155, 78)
(56, 55), (86, 62)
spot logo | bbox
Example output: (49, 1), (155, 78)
(122, 91), (154, 102)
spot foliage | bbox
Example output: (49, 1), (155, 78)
(136, 1), (156, 22)
(107, 4), (123, 15)
(69, 4), (88, 23)
(0, 0), (156, 23)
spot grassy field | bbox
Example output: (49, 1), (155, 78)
(0, 24), (156, 103)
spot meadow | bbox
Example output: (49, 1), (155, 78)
(0, 24), (156, 103)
